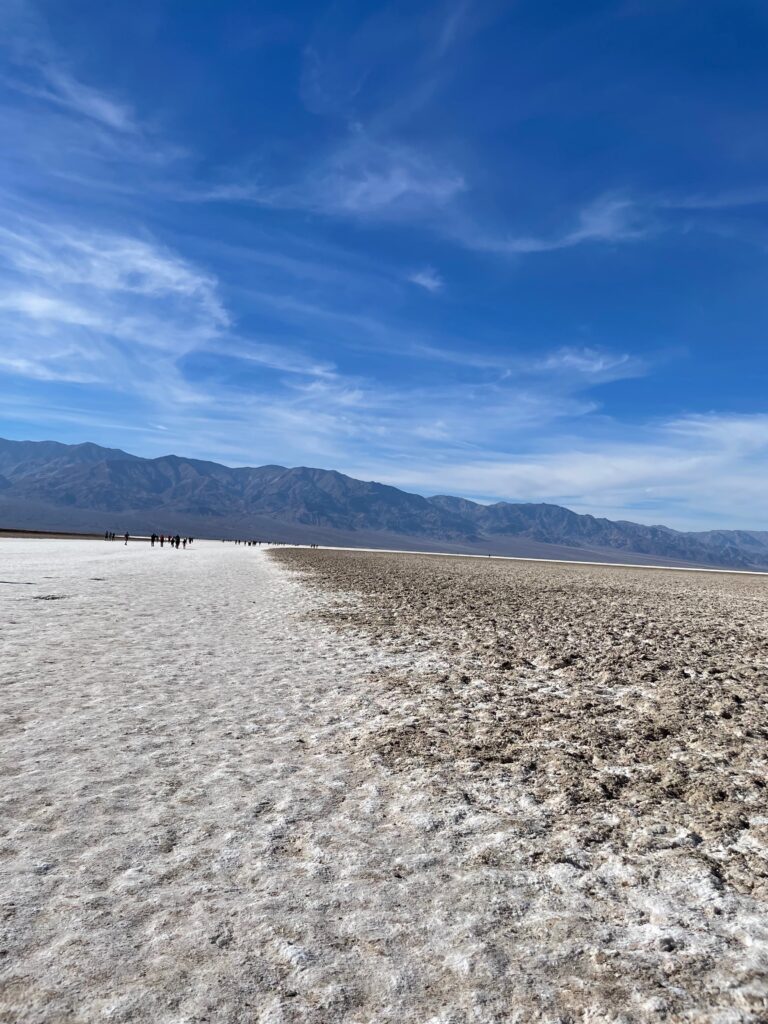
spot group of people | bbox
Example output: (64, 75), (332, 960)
(150, 533), (193, 549)
(104, 531), (193, 549)
(103, 533), (323, 549)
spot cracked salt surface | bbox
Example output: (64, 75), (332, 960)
(272, 547), (768, 1023)
(2, 539), (767, 1023)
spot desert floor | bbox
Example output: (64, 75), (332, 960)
(2, 540), (767, 1023)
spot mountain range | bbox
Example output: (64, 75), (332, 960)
(1, 436), (766, 571)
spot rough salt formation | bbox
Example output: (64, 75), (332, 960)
(271, 547), (768, 1023)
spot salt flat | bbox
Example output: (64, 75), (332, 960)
(2, 540), (767, 1023)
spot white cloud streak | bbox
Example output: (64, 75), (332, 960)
(10, 64), (137, 132)
(462, 197), (650, 255)
(408, 266), (444, 292)
(0, 214), (337, 397)
(219, 134), (466, 221)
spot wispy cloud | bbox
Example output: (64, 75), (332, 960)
(0, 220), (227, 366)
(0, 214), (384, 421)
(408, 266), (444, 292)
(532, 346), (647, 382)
(1, 0), (133, 130)
(219, 133), (466, 222)
(9, 64), (137, 132)
(666, 412), (768, 451)
(403, 342), (646, 388)
(215, 339), (337, 380)
(189, 151), (660, 260)
(0, 215), (257, 392)
(434, 1), (471, 57)
(0, 291), (103, 328)
(0, 0), (181, 179)
(0, 353), (102, 384)
(1, 225), (224, 316)
(462, 196), (650, 255)
(241, 288), (648, 395)
(316, 135), (465, 216)
(186, 4), (472, 227)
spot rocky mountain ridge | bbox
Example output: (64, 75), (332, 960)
(1, 437), (766, 570)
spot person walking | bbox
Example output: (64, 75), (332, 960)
(124, 532), (129, 546)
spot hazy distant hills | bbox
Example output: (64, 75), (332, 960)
(1, 436), (767, 570)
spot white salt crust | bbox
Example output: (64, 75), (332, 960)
(1, 540), (766, 1023)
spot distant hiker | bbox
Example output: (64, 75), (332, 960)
(175, 534), (181, 549)
(104, 530), (109, 541)
(182, 538), (187, 549)
(189, 538), (194, 546)
(151, 533), (156, 547)
(160, 534), (164, 547)
(124, 532), (129, 546)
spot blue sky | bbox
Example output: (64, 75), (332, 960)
(1, 0), (767, 529)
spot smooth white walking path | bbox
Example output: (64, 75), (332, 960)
(0, 541), (412, 1022)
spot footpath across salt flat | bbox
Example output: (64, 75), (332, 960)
(0, 540), (433, 1023)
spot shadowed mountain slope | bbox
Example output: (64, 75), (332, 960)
(1, 437), (766, 570)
